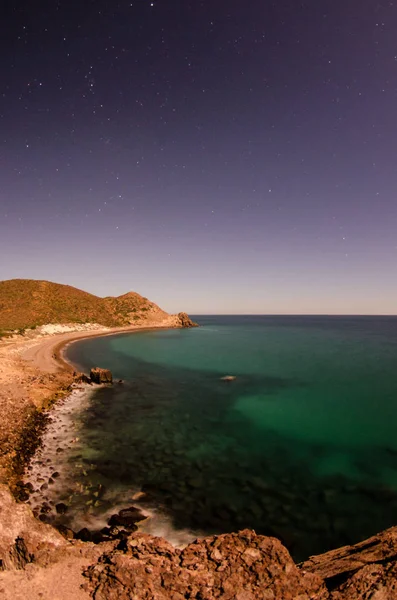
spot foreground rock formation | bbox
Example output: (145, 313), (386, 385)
(84, 530), (327, 600)
(1, 485), (397, 599)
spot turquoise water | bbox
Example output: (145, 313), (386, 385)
(55, 316), (397, 559)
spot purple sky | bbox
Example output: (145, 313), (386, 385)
(1, 1), (396, 314)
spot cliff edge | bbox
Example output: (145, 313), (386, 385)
(1, 484), (396, 599)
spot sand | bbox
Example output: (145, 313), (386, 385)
(0, 318), (182, 484)
(0, 319), (185, 598)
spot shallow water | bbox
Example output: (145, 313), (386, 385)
(26, 316), (397, 560)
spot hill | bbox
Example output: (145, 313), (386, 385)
(0, 279), (195, 331)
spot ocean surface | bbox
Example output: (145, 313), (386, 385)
(26, 316), (397, 561)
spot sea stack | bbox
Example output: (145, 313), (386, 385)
(90, 367), (113, 384)
(177, 312), (199, 328)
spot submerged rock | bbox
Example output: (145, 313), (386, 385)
(90, 367), (113, 384)
(220, 375), (237, 382)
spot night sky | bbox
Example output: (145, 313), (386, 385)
(1, 1), (396, 314)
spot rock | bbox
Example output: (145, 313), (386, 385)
(90, 367), (113, 384)
(0, 484), (65, 570)
(75, 527), (93, 542)
(300, 525), (397, 582)
(83, 529), (328, 599)
(55, 503), (68, 515)
(331, 562), (397, 599)
(40, 503), (51, 514)
(108, 506), (147, 529)
(131, 491), (147, 502)
(221, 375), (237, 382)
(177, 312), (199, 328)
(73, 372), (91, 384)
(56, 525), (75, 540)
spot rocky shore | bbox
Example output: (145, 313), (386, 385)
(1, 320), (397, 598)
(1, 483), (397, 599)
(0, 315), (196, 490)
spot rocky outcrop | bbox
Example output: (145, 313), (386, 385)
(300, 525), (397, 598)
(2, 479), (397, 599)
(83, 529), (328, 600)
(83, 526), (397, 599)
(177, 312), (198, 328)
(0, 484), (66, 570)
(89, 368), (113, 384)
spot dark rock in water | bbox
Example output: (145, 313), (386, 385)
(90, 367), (113, 384)
(108, 506), (146, 529)
(13, 482), (31, 502)
(76, 527), (93, 542)
(57, 524), (75, 540)
(55, 502), (68, 515)
(25, 482), (34, 493)
(38, 514), (51, 523)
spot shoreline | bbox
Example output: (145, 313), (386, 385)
(2, 321), (397, 597)
(0, 320), (190, 492)
(53, 323), (186, 372)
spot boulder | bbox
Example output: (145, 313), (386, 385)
(177, 312), (199, 328)
(108, 506), (147, 529)
(89, 367), (113, 384)
(55, 503), (68, 515)
(0, 484), (66, 570)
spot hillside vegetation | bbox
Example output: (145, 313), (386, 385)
(0, 279), (170, 331)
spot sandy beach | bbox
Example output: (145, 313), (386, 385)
(0, 317), (183, 486)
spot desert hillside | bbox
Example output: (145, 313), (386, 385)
(0, 279), (177, 332)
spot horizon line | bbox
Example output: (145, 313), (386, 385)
(188, 313), (397, 317)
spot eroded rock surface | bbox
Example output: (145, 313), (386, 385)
(2, 479), (397, 599)
(83, 529), (328, 599)
(300, 525), (397, 599)
(0, 484), (66, 570)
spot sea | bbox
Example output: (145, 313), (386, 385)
(25, 315), (397, 561)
